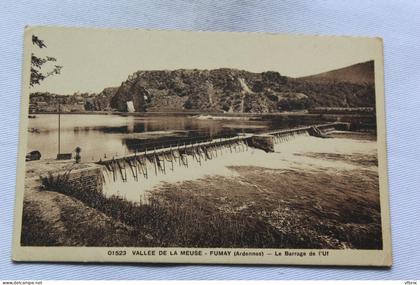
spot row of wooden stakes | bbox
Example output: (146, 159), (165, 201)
(101, 129), (312, 183)
(102, 139), (250, 182)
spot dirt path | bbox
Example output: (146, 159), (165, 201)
(21, 169), (138, 246)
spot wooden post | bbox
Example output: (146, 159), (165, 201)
(169, 146), (174, 171)
(57, 101), (61, 157)
(112, 159), (116, 182)
(197, 147), (201, 165)
(153, 148), (157, 176)
(184, 143), (188, 167)
(141, 157), (148, 179)
(162, 155), (166, 174)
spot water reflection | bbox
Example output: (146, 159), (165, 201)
(27, 114), (327, 162)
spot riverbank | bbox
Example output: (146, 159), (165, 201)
(30, 110), (375, 119)
(20, 131), (382, 249)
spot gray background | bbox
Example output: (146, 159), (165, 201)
(1, 0), (419, 280)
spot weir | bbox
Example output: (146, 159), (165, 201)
(96, 122), (350, 184)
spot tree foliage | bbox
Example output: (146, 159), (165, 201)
(30, 35), (62, 87)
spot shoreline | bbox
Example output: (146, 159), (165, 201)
(29, 110), (376, 119)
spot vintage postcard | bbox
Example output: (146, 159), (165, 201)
(12, 26), (391, 266)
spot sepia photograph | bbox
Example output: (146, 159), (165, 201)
(13, 27), (390, 265)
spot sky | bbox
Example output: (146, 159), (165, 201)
(27, 26), (382, 95)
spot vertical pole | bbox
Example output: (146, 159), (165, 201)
(153, 148), (157, 175)
(58, 100), (61, 157)
(169, 146), (174, 171)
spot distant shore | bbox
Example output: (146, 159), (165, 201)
(30, 110), (375, 119)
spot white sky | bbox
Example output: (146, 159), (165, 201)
(27, 27), (382, 94)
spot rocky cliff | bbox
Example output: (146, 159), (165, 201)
(110, 61), (375, 113)
(30, 61), (376, 113)
(84, 87), (119, 111)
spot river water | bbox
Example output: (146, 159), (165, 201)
(100, 132), (378, 202)
(26, 113), (328, 162)
(26, 113), (377, 203)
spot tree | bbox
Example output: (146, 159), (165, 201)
(30, 35), (62, 87)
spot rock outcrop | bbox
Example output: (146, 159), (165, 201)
(85, 87), (119, 111)
(29, 61), (376, 113)
(110, 62), (375, 113)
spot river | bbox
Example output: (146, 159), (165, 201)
(27, 113), (329, 162)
